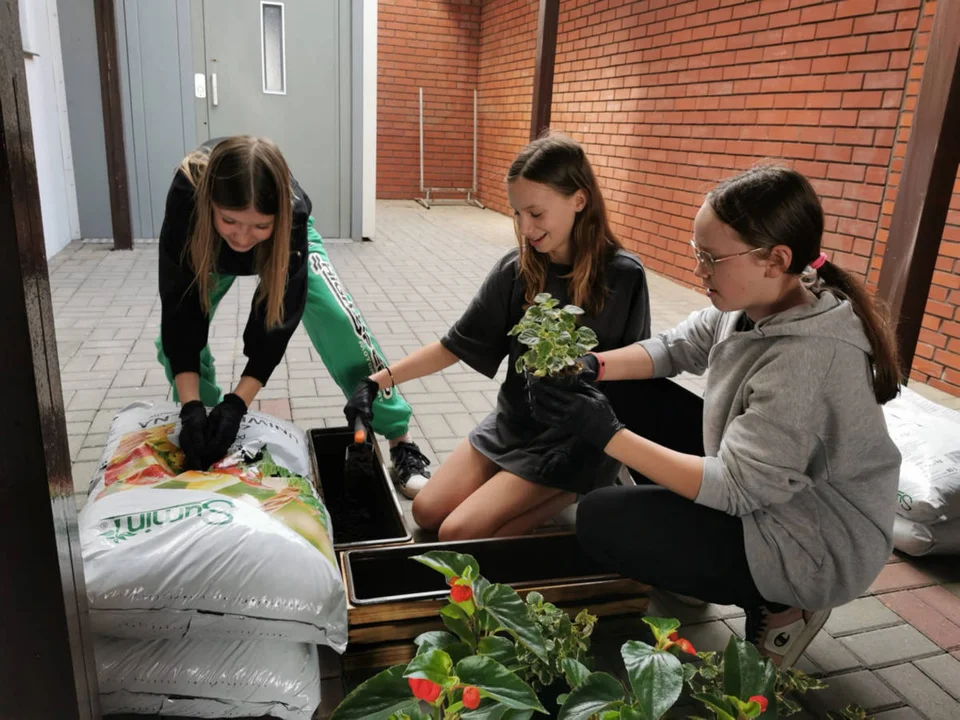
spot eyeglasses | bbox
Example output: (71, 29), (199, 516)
(689, 239), (764, 275)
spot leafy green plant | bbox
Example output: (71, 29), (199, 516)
(509, 293), (598, 377)
(517, 591), (597, 692)
(553, 617), (696, 720)
(331, 551), (549, 720)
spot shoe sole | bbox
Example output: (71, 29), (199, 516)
(780, 609), (831, 670)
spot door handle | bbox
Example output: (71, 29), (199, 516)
(211, 73), (218, 107)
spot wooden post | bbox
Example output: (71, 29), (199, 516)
(0, 0), (99, 715)
(93, 0), (132, 250)
(877, 0), (960, 376)
(530, 0), (559, 141)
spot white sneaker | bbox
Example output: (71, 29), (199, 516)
(390, 441), (432, 500)
(747, 605), (831, 669)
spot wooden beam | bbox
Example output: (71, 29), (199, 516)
(877, 0), (960, 377)
(530, 0), (559, 141)
(93, 0), (132, 250)
(0, 0), (99, 715)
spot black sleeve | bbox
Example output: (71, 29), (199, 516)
(440, 251), (517, 378)
(159, 170), (207, 378)
(620, 263), (651, 344)
(240, 189), (312, 384)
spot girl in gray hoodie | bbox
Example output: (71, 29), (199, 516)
(531, 166), (903, 669)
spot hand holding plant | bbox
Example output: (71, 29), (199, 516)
(509, 293), (598, 378)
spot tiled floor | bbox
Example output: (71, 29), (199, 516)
(51, 201), (960, 717)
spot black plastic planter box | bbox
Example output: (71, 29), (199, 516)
(343, 532), (619, 606)
(308, 427), (411, 550)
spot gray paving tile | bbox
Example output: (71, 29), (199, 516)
(840, 624), (941, 668)
(915, 654), (960, 701)
(800, 670), (901, 714)
(877, 663), (960, 720)
(826, 597), (904, 637)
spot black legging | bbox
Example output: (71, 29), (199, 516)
(581, 379), (768, 609)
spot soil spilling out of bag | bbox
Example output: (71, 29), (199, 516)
(309, 429), (408, 547)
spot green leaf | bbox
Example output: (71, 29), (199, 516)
(562, 304), (585, 315)
(561, 658), (592, 690)
(456, 655), (546, 713)
(534, 293), (552, 304)
(403, 648), (453, 685)
(619, 706), (644, 720)
(641, 617), (681, 645)
(462, 703), (535, 720)
(411, 551), (480, 582)
(414, 631), (459, 653)
(518, 329), (540, 346)
(621, 641), (684, 720)
(481, 584), (547, 661)
(557, 672), (625, 720)
(722, 635), (767, 699)
(692, 693), (738, 720)
(442, 612), (476, 650)
(478, 635), (519, 669)
(330, 665), (418, 720)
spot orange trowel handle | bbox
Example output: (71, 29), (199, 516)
(352, 415), (367, 444)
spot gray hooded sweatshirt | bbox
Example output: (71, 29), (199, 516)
(639, 290), (901, 610)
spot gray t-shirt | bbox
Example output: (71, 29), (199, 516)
(441, 248), (651, 493)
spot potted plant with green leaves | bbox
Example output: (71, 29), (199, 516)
(509, 293), (598, 381)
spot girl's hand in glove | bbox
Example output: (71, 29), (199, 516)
(530, 379), (624, 450)
(204, 393), (248, 464)
(179, 400), (212, 470)
(344, 377), (379, 429)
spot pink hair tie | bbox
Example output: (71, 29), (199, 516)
(810, 252), (828, 270)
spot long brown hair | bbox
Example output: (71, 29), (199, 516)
(506, 132), (622, 315)
(179, 135), (294, 329)
(707, 165), (901, 403)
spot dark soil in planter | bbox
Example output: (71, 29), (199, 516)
(344, 533), (617, 605)
(309, 428), (409, 548)
(536, 678), (569, 719)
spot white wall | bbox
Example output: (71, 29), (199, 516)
(20, 0), (80, 259)
(362, 0), (377, 240)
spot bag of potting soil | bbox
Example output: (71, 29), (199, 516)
(882, 386), (960, 525)
(892, 515), (960, 557)
(96, 635), (320, 719)
(79, 401), (347, 650)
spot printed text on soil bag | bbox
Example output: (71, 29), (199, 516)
(99, 498), (234, 544)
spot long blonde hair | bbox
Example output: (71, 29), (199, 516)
(179, 136), (294, 329)
(506, 132), (622, 315)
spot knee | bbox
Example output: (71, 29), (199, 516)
(575, 488), (618, 549)
(411, 495), (445, 532)
(437, 516), (487, 542)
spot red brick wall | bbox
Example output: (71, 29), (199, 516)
(874, 0), (960, 393)
(395, 0), (960, 396)
(476, 0), (539, 215)
(377, 0), (480, 199)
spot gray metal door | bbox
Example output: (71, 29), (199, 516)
(199, 0), (351, 239)
(115, 0), (198, 239)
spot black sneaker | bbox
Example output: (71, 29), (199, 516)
(746, 603), (831, 669)
(390, 441), (432, 499)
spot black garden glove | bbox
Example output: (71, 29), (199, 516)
(530, 379), (624, 450)
(344, 377), (379, 431)
(179, 400), (211, 471)
(204, 393), (248, 465)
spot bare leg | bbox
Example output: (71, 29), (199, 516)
(411, 438), (497, 531)
(494, 491), (576, 537)
(437, 471), (576, 541)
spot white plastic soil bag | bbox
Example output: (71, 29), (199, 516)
(883, 386), (960, 524)
(893, 515), (960, 557)
(96, 636), (320, 719)
(79, 402), (347, 649)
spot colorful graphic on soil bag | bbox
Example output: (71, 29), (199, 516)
(96, 423), (335, 564)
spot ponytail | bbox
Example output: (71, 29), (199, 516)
(817, 261), (902, 403)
